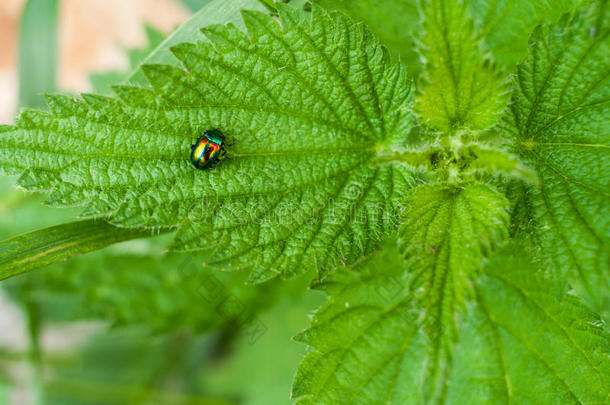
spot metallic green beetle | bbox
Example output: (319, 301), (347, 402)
(190, 129), (227, 170)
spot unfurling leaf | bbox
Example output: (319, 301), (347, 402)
(416, 0), (508, 132)
(398, 182), (509, 400)
(398, 183), (509, 318)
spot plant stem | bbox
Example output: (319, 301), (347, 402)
(0, 220), (170, 282)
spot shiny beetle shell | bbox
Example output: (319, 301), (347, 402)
(190, 129), (226, 170)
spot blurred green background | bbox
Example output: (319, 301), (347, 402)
(0, 1), (323, 403)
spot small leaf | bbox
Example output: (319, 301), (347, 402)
(463, 143), (537, 182)
(292, 243), (610, 404)
(500, 0), (610, 314)
(399, 182), (510, 313)
(0, 5), (417, 282)
(417, 0), (508, 132)
(398, 182), (509, 400)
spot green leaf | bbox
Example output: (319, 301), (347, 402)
(292, 243), (610, 404)
(461, 143), (536, 182)
(18, 0), (59, 109)
(0, 5), (416, 283)
(312, 0), (422, 76)
(0, 220), (156, 281)
(417, 0), (508, 132)
(399, 182), (510, 313)
(397, 182), (509, 400)
(469, 248), (610, 404)
(500, 0), (610, 314)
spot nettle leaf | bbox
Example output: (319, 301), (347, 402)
(399, 183), (510, 302)
(292, 241), (423, 404)
(292, 243), (610, 404)
(398, 183), (510, 313)
(397, 182), (509, 400)
(500, 0), (610, 313)
(416, 0), (508, 132)
(0, 5), (417, 283)
(469, 248), (610, 404)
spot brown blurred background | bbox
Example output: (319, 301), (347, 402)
(0, 0), (191, 124)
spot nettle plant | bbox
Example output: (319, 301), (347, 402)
(0, 0), (609, 403)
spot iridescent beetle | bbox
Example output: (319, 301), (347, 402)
(190, 129), (227, 170)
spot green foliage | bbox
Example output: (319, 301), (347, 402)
(35, 290), (321, 405)
(397, 183), (509, 380)
(1, 0), (609, 403)
(292, 242), (610, 404)
(0, 179), (292, 336)
(200, 291), (325, 405)
(291, 0), (609, 402)
(310, 0), (585, 79)
(4, 247), (296, 334)
(40, 327), (233, 405)
(500, 0), (610, 314)
(0, 5), (416, 283)
(416, 0), (508, 132)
